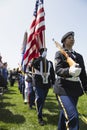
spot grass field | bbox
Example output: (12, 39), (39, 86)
(0, 82), (87, 130)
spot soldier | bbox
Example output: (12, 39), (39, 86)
(54, 31), (87, 130)
(24, 72), (29, 104)
(0, 54), (5, 94)
(24, 63), (35, 108)
(9, 68), (17, 86)
(32, 48), (55, 125)
(2, 62), (8, 90)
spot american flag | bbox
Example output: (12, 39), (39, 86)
(23, 0), (45, 68)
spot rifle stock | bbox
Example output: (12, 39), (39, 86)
(52, 39), (76, 66)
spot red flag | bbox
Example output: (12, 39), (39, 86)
(23, 0), (45, 67)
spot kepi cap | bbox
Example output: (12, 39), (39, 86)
(39, 48), (47, 54)
(61, 31), (74, 43)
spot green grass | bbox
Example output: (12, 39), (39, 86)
(0, 82), (87, 130)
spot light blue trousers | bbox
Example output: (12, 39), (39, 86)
(57, 96), (79, 130)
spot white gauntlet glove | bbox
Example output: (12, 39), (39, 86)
(69, 64), (81, 77)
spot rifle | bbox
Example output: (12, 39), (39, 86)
(52, 38), (76, 66)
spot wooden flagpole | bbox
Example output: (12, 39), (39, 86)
(42, 30), (47, 74)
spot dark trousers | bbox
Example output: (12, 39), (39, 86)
(57, 95), (79, 130)
(34, 86), (49, 118)
(28, 82), (35, 107)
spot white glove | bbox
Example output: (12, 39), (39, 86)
(42, 51), (47, 57)
(69, 65), (81, 77)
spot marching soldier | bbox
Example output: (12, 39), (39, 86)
(2, 62), (8, 91)
(53, 31), (87, 130)
(24, 72), (29, 104)
(25, 63), (35, 109)
(32, 48), (55, 125)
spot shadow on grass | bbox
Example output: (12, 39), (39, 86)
(5, 89), (17, 95)
(43, 99), (59, 125)
(1, 96), (12, 100)
(46, 94), (58, 100)
(44, 100), (60, 113)
(79, 118), (87, 130)
(0, 128), (8, 130)
(0, 108), (25, 124)
(0, 102), (16, 109)
(0, 90), (17, 103)
(43, 113), (58, 125)
(79, 113), (87, 130)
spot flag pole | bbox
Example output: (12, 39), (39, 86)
(43, 30), (46, 48)
(42, 30), (47, 75)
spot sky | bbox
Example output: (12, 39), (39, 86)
(0, 0), (87, 70)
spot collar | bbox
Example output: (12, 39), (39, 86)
(64, 48), (75, 53)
